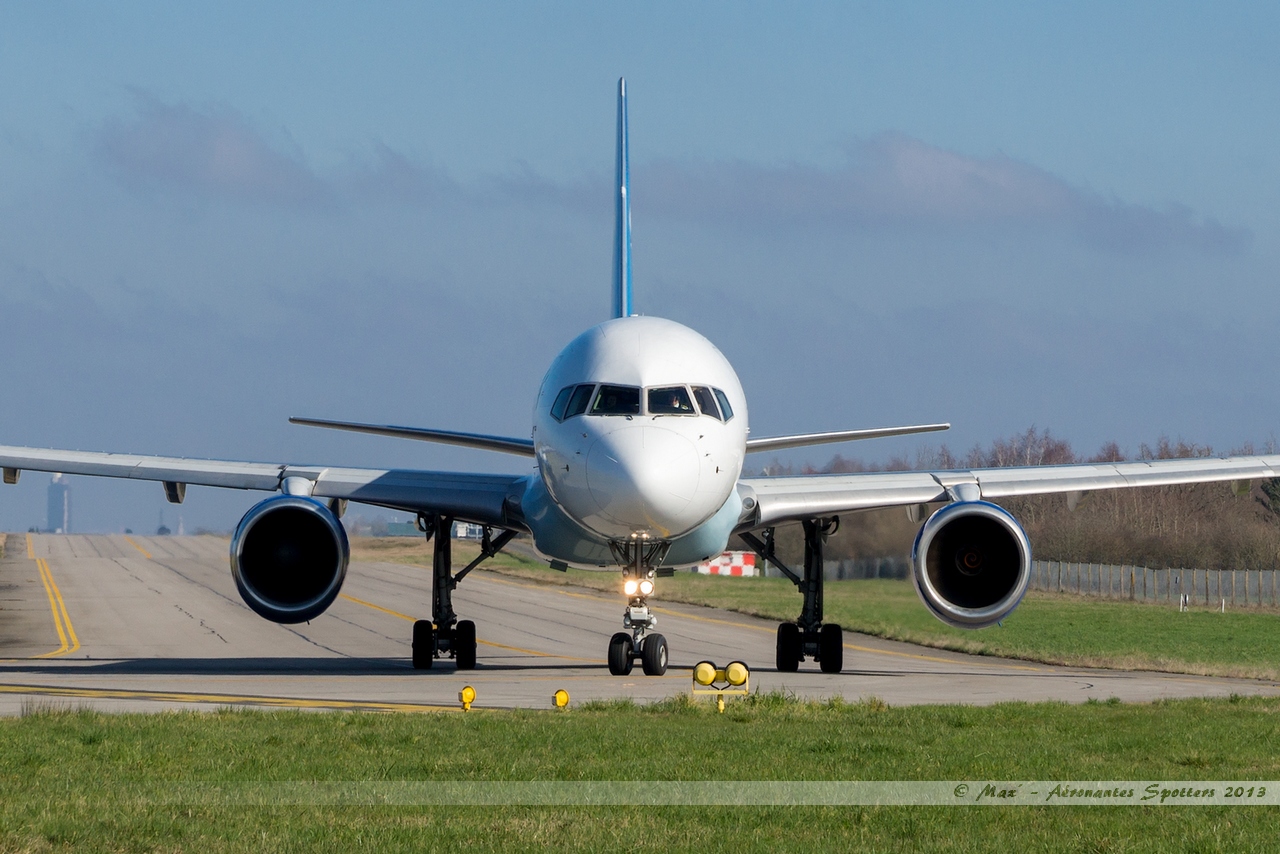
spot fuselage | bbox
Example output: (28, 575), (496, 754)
(529, 316), (747, 563)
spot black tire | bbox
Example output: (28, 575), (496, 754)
(608, 632), (634, 676)
(412, 619), (435, 670)
(640, 633), (669, 676)
(818, 623), (843, 674)
(455, 620), (477, 670)
(776, 622), (800, 672)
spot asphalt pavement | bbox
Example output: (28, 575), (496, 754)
(1, 533), (1277, 714)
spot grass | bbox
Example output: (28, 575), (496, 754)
(350, 535), (542, 571)
(3, 697), (1280, 851)
(349, 536), (1280, 682)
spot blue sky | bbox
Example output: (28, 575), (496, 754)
(1, 2), (1278, 533)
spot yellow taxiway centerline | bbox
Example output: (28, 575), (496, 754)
(25, 533), (34, 559)
(0, 682), (458, 713)
(34, 558), (80, 658)
(339, 593), (602, 663)
(124, 536), (153, 560)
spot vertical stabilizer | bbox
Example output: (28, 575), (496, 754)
(611, 78), (633, 318)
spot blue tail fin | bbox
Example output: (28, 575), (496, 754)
(611, 78), (633, 318)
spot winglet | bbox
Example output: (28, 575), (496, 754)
(611, 77), (633, 318)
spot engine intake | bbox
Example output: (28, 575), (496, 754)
(230, 495), (349, 624)
(910, 500), (1030, 629)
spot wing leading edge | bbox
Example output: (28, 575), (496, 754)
(0, 444), (529, 529)
(745, 422), (949, 454)
(289, 417), (535, 456)
(736, 454), (1280, 530)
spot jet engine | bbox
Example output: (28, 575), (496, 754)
(230, 495), (349, 623)
(910, 500), (1031, 629)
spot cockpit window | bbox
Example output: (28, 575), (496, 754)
(691, 386), (721, 421)
(648, 386), (695, 415)
(713, 388), (735, 422)
(564, 384), (595, 419)
(591, 385), (640, 416)
(550, 386), (574, 421)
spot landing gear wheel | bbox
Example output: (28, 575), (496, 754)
(640, 633), (669, 676)
(608, 632), (635, 676)
(776, 622), (801, 672)
(455, 620), (477, 670)
(818, 623), (843, 674)
(412, 619), (435, 670)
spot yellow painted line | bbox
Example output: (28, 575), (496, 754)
(34, 558), (80, 658)
(34, 560), (68, 655)
(123, 536), (152, 560)
(341, 593), (415, 622)
(25, 533), (34, 559)
(339, 593), (602, 663)
(0, 682), (458, 713)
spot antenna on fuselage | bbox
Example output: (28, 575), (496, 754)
(611, 77), (633, 318)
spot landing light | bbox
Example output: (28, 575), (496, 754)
(624, 579), (639, 596)
(639, 579), (654, 596)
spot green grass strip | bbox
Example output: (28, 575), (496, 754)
(3, 697), (1280, 851)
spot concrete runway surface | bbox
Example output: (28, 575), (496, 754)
(2, 533), (1278, 714)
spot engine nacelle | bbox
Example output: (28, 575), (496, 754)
(230, 495), (349, 624)
(910, 500), (1031, 629)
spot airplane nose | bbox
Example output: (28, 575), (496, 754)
(586, 426), (701, 536)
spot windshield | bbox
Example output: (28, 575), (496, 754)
(714, 388), (734, 421)
(648, 386), (695, 415)
(552, 384), (596, 421)
(591, 385), (641, 416)
(564, 384), (595, 419)
(691, 386), (720, 420)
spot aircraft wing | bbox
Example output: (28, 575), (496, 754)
(0, 445), (529, 529)
(736, 454), (1280, 529)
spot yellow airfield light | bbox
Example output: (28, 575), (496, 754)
(690, 661), (750, 713)
(459, 685), (476, 711)
(553, 689), (570, 709)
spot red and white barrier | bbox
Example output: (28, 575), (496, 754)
(694, 551), (757, 577)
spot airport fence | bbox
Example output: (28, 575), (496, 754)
(760, 555), (1280, 608)
(1028, 560), (1280, 608)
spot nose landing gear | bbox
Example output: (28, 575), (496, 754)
(607, 536), (671, 676)
(741, 517), (845, 674)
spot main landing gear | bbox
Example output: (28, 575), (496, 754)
(741, 517), (844, 674)
(411, 513), (515, 671)
(607, 536), (672, 677)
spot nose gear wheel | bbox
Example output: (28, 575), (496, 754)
(607, 534), (672, 676)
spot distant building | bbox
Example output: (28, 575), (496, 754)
(47, 474), (71, 534)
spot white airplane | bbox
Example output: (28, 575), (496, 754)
(5, 79), (1280, 677)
